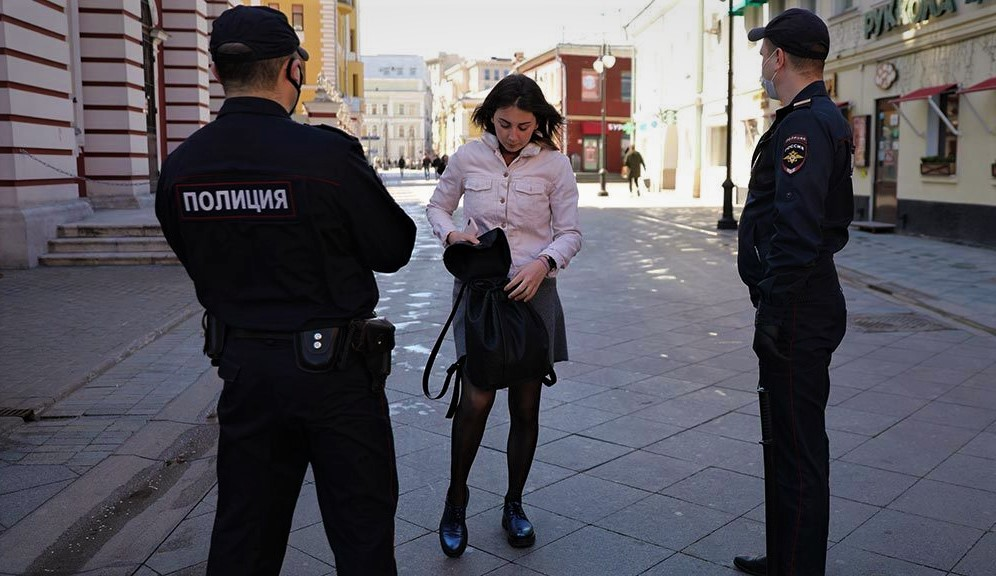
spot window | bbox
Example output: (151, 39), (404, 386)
(484, 69), (491, 81)
(397, 104), (405, 116)
(381, 104), (387, 115)
(833, 0), (854, 14)
(268, 2), (280, 9)
(291, 4), (303, 30)
(621, 71), (632, 102)
(926, 91), (959, 162)
(709, 126), (728, 166)
(371, 125), (378, 136)
(409, 126), (415, 138)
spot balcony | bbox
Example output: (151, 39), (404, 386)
(338, 0), (353, 6)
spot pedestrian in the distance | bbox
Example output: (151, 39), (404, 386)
(435, 154), (448, 179)
(734, 8), (853, 576)
(623, 146), (646, 196)
(398, 155), (406, 178)
(422, 154), (432, 178)
(426, 73), (582, 558)
(155, 6), (416, 575)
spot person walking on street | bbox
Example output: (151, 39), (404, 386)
(422, 154), (432, 178)
(398, 155), (407, 179)
(623, 146), (646, 196)
(435, 154), (448, 179)
(426, 74), (582, 558)
(733, 9), (853, 576)
(155, 6), (416, 575)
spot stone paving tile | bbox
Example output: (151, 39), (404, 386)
(661, 467), (764, 516)
(942, 385), (996, 411)
(825, 405), (902, 436)
(830, 460), (919, 507)
(587, 449), (705, 493)
(958, 431), (996, 460)
(464, 504), (584, 562)
(536, 403), (619, 434)
(394, 532), (505, 576)
(600, 493), (735, 551)
(825, 543), (946, 576)
(644, 430), (764, 478)
(910, 401), (996, 432)
(288, 522), (335, 566)
(953, 531), (996, 576)
(528, 473), (651, 524)
(634, 397), (737, 429)
(572, 387), (662, 415)
(837, 390), (929, 419)
(485, 564), (545, 576)
(927, 454), (996, 493)
(682, 516), (766, 568)
(0, 479), (73, 528)
(580, 414), (684, 449)
(841, 419), (978, 476)
(516, 525), (672, 576)
(840, 509), (982, 571)
(145, 512), (213, 576)
(622, 375), (708, 399)
(889, 478), (996, 530)
(642, 553), (740, 575)
(533, 434), (633, 472)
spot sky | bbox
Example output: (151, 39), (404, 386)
(357, 0), (654, 61)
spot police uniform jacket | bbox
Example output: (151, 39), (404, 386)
(156, 97), (417, 332)
(738, 81), (853, 321)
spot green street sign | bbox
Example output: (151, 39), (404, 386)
(731, 0), (767, 16)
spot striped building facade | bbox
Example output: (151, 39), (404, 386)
(0, 0), (236, 268)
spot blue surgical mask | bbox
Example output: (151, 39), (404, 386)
(759, 51), (779, 101)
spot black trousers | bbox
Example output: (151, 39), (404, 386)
(206, 337), (398, 576)
(757, 266), (846, 576)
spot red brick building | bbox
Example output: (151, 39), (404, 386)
(516, 44), (633, 175)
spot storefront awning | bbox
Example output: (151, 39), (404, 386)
(889, 83), (958, 104)
(958, 77), (996, 94)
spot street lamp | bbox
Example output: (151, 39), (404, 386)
(593, 45), (616, 197)
(717, 0), (739, 230)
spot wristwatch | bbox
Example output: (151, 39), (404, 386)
(542, 255), (557, 272)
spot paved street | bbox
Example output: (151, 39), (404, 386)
(1, 179), (994, 575)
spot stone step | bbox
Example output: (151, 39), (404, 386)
(47, 236), (172, 254)
(59, 223), (164, 238)
(38, 252), (180, 266)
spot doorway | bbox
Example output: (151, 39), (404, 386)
(582, 136), (600, 172)
(873, 97), (899, 224)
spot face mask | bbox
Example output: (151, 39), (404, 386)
(759, 51), (779, 101)
(285, 59), (302, 114)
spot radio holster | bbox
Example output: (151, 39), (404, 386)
(346, 317), (395, 391)
(294, 327), (343, 373)
(202, 312), (226, 366)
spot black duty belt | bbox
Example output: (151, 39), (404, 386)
(230, 328), (294, 340)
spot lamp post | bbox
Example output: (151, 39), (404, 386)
(717, 1), (739, 230)
(593, 45), (616, 197)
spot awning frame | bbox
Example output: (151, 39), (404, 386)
(891, 83), (960, 139)
(958, 77), (996, 136)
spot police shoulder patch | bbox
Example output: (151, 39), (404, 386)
(782, 135), (807, 175)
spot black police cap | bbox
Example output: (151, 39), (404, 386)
(210, 5), (309, 63)
(748, 8), (829, 61)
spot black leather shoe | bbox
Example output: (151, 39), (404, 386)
(733, 555), (766, 576)
(501, 499), (536, 548)
(439, 491), (468, 558)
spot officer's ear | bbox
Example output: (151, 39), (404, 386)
(210, 64), (221, 84)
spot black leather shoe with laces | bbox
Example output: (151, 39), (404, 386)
(733, 555), (766, 576)
(439, 491), (468, 558)
(501, 499), (536, 548)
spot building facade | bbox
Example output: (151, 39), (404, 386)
(516, 44), (634, 176)
(429, 56), (516, 156)
(0, 0), (359, 268)
(360, 55), (431, 165)
(626, 0), (996, 245)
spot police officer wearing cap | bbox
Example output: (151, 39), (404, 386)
(734, 8), (853, 576)
(155, 6), (416, 575)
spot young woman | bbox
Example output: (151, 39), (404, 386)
(425, 74), (582, 557)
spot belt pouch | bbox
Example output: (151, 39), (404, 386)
(294, 327), (340, 372)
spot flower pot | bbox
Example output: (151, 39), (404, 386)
(920, 161), (955, 176)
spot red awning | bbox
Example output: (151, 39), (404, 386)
(890, 83), (958, 104)
(958, 77), (996, 94)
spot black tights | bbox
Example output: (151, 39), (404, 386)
(446, 379), (543, 506)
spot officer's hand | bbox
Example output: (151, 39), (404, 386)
(446, 231), (480, 246)
(505, 259), (548, 302)
(753, 323), (788, 362)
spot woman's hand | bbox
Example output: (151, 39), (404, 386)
(445, 231), (480, 246)
(505, 258), (549, 302)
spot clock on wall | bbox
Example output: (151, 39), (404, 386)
(875, 62), (898, 90)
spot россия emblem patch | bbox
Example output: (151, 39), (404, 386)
(782, 135), (807, 174)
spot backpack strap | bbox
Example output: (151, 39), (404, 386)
(422, 282), (469, 416)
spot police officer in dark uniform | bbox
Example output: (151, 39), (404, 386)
(734, 9), (853, 576)
(155, 6), (416, 575)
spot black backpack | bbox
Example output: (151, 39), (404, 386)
(422, 228), (556, 418)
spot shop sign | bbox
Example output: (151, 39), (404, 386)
(864, 0), (959, 39)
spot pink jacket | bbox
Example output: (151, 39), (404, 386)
(426, 132), (583, 277)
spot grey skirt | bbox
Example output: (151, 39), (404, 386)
(452, 277), (568, 365)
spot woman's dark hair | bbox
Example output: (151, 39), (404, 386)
(471, 74), (564, 150)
